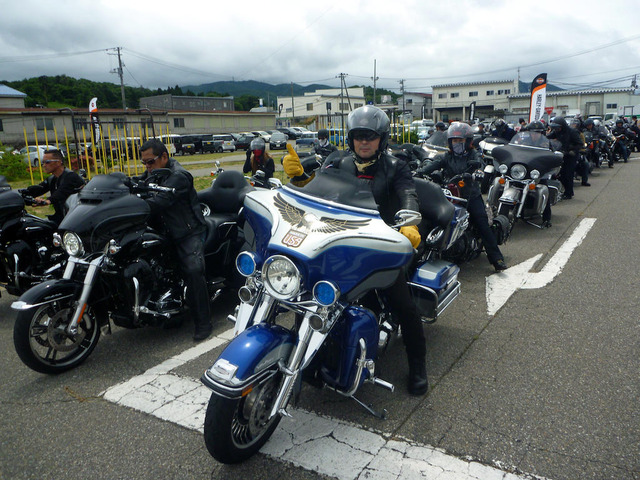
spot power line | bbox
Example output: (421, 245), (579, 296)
(0, 48), (110, 63)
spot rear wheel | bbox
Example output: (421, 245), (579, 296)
(203, 372), (282, 463)
(13, 299), (102, 374)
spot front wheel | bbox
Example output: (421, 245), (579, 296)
(13, 300), (102, 374)
(203, 373), (282, 464)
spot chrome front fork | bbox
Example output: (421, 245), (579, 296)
(65, 255), (104, 335)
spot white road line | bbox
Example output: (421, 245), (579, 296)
(103, 330), (549, 480)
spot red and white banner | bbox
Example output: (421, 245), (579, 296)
(529, 73), (547, 123)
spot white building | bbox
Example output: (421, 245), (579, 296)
(432, 79), (518, 122)
(277, 88), (366, 129)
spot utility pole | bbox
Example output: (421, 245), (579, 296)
(290, 82), (295, 125)
(371, 59), (379, 105)
(399, 79), (406, 126)
(337, 73), (348, 132)
(109, 47), (126, 110)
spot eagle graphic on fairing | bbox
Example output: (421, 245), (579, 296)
(274, 193), (371, 233)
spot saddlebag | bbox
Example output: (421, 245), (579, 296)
(408, 260), (460, 322)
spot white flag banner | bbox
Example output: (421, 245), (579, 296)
(529, 74), (547, 123)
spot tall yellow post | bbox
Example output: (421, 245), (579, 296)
(81, 126), (92, 180)
(23, 128), (34, 184)
(33, 127), (44, 182)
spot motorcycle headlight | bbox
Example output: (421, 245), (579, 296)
(530, 169), (540, 180)
(498, 164), (508, 174)
(63, 232), (84, 257)
(510, 164), (527, 180)
(263, 255), (301, 300)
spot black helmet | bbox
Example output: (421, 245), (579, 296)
(435, 121), (446, 131)
(318, 129), (329, 140)
(615, 118), (624, 126)
(494, 118), (506, 128)
(583, 118), (595, 129)
(250, 137), (265, 152)
(447, 121), (473, 151)
(347, 105), (390, 154)
(550, 116), (567, 130)
(527, 121), (545, 133)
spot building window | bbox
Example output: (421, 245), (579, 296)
(450, 92), (459, 98)
(339, 103), (350, 110)
(112, 117), (125, 129)
(438, 93), (446, 99)
(497, 89), (511, 95)
(606, 103), (617, 109)
(354, 103), (363, 109)
(286, 107), (292, 113)
(173, 118), (185, 128)
(406, 99), (413, 104)
(36, 118), (54, 130)
(486, 90), (494, 95)
(469, 91), (478, 97)
(306, 103), (313, 111)
(0, 119), (3, 132)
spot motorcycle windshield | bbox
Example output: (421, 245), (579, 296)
(285, 168), (379, 213)
(509, 131), (551, 149)
(492, 143), (563, 174)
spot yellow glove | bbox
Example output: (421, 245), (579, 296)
(283, 143), (304, 178)
(400, 225), (421, 249)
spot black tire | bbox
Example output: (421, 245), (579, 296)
(216, 146), (223, 153)
(203, 373), (282, 464)
(13, 299), (102, 374)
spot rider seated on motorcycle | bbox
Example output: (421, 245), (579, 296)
(491, 118), (516, 142)
(415, 122), (509, 271)
(138, 138), (212, 342)
(282, 105), (429, 396)
(611, 118), (635, 163)
(243, 138), (275, 179)
(426, 121), (448, 147)
(21, 148), (84, 225)
(313, 129), (338, 158)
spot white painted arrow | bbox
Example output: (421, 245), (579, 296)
(486, 217), (597, 315)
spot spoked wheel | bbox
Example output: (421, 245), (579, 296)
(13, 300), (102, 374)
(203, 372), (282, 464)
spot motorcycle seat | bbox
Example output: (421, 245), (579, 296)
(203, 213), (238, 252)
(414, 178), (455, 229)
(198, 170), (255, 215)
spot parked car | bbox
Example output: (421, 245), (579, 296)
(19, 145), (59, 166)
(251, 131), (271, 143)
(178, 135), (198, 155)
(231, 133), (256, 151)
(277, 127), (301, 140)
(200, 135), (217, 153)
(269, 131), (288, 150)
(296, 131), (319, 148)
(290, 126), (311, 136)
(211, 134), (236, 153)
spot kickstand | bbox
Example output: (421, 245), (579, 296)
(351, 395), (387, 419)
(524, 219), (544, 229)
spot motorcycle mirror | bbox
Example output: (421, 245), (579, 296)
(394, 209), (422, 227)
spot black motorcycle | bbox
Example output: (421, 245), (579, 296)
(486, 132), (564, 231)
(0, 176), (67, 297)
(12, 169), (253, 374)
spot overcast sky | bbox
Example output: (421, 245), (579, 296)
(2, 0), (640, 94)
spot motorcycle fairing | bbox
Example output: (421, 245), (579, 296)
(242, 188), (414, 298)
(0, 190), (25, 223)
(492, 144), (563, 174)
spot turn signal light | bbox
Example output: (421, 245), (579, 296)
(528, 183), (536, 191)
(499, 178), (506, 185)
(458, 180), (465, 188)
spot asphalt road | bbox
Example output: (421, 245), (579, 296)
(0, 153), (638, 480)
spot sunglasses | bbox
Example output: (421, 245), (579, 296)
(42, 159), (60, 165)
(352, 131), (380, 142)
(141, 155), (160, 166)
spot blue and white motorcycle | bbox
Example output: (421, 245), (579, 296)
(200, 170), (461, 463)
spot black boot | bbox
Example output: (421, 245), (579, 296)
(193, 322), (213, 342)
(407, 357), (428, 395)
